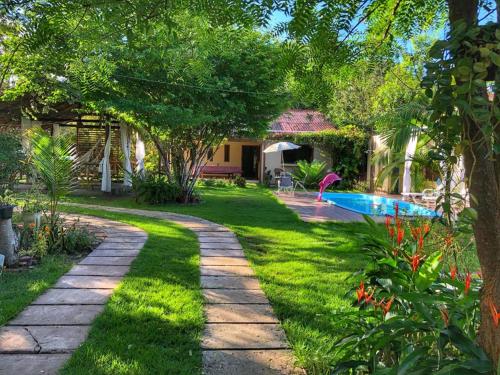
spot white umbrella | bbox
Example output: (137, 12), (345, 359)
(263, 142), (300, 171)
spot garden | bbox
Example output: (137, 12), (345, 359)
(0, 1), (499, 374)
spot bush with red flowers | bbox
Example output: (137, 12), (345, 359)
(331, 208), (491, 374)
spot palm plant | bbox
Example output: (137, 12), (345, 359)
(292, 160), (327, 188)
(29, 128), (78, 230)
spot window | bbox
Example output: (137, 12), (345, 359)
(283, 145), (313, 164)
(224, 144), (230, 162)
(207, 148), (214, 161)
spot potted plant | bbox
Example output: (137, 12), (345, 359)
(21, 197), (44, 228)
(0, 189), (15, 220)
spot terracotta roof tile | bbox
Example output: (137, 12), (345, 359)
(270, 109), (335, 133)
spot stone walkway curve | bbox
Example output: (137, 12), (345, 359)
(0, 214), (148, 375)
(59, 204), (303, 375)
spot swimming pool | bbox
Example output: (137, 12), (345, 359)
(321, 192), (438, 217)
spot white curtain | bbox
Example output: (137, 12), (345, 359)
(99, 127), (112, 192)
(135, 132), (145, 178)
(402, 135), (418, 194)
(120, 124), (133, 187)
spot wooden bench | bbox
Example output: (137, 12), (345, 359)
(200, 166), (242, 179)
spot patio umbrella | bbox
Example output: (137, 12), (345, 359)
(263, 142), (300, 171)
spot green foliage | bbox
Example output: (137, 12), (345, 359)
(291, 160), (326, 188)
(132, 175), (181, 204)
(332, 213), (489, 373)
(29, 128), (78, 219)
(0, 131), (26, 189)
(233, 176), (246, 188)
(274, 125), (368, 187)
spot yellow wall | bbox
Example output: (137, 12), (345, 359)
(205, 139), (263, 178)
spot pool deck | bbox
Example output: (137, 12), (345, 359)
(276, 192), (391, 223)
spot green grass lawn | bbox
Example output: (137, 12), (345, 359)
(0, 255), (72, 326)
(58, 207), (203, 374)
(65, 185), (369, 373)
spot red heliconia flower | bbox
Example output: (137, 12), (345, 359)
(385, 215), (392, 230)
(364, 289), (375, 304)
(394, 202), (399, 219)
(489, 300), (500, 327)
(397, 227), (404, 245)
(410, 226), (419, 240)
(356, 281), (365, 303)
(465, 272), (472, 295)
(389, 227), (395, 238)
(418, 235), (424, 251)
(411, 254), (421, 272)
(423, 223), (430, 235)
(444, 234), (453, 247)
(382, 296), (395, 316)
(450, 265), (457, 280)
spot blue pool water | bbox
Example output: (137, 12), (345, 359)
(321, 192), (438, 217)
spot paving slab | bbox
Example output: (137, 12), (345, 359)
(197, 232), (237, 238)
(0, 354), (71, 375)
(27, 326), (90, 353)
(190, 226), (231, 232)
(198, 237), (240, 244)
(88, 249), (140, 257)
(79, 256), (136, 266)
(201, 266), (255, 277)
(67, 265), (130, 277)
(205, 304), (278, 323)
(201, 249), (245, 257)
(100, 237), (146, 244)
(203, 289), (269, 304)
(32, 288), (113, 305)
(95, 242), (144, 250)
(201, 276), (261, 290)
(202, 350), (304, 375)
(201, 257), (250, 266)
(202, 324), (289, 349)
(8, 305), (104, 326)
(200, 243), (243, 250)
(54, 275), (122, 289)
(0, 327), (39, 353)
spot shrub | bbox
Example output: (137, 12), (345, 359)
(0, 131), (26, 188)
(233, 176), (246, 188)
(133, 174), (181, 204)
(291, 160), (326, 188)
(330, 207), (490, 374)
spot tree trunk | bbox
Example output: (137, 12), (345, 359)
(448, 0), (500, 367)
(0, 218), (17, 266)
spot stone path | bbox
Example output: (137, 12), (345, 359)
(0, 215), (148, 375)
(57, 204), (303, 375)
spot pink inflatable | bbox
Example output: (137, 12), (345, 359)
(317, 173), (342, 201)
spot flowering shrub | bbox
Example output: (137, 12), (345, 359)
(331, 204), (492, 374)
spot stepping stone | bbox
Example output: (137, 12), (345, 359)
(67, 265), (130, 277)
(201, 276), (261, 290)
(8, 305), (104, 326)
(0, 354), (71, 375)
(201, 249), (245, 257)
(200, 243), (242, 250)
(205, 304), (278, 323)
(202, 324), (288, 349)
(201, 266), (255, 277)
(202, 350), (304, 375)
(201, 257), (249, 266)
(0, 327), (38, 353)
(198, 237), (240, 243)
(27, 326), (90, 353)
(79, 256), (136, 266)
(190, 226), (230, 232)
(88, 249), (140, 257)
(197, 232), (236, 238)
(203, 289), (269, 304)
(54, 276), (122, 289)
(100, 238), (146, 244)
(32, 289), (113, 305)
(96, 243), (143, 250)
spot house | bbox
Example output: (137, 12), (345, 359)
(202, 109), (334, 181)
